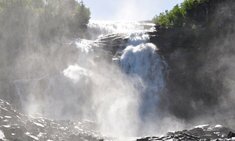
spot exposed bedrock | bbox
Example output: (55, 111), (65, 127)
(149, 0), (235, 126)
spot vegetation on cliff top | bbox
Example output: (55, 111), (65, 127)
(0, 0), (90, 41)
(151, 0), (235, 120)
(153, 0), (208, 27)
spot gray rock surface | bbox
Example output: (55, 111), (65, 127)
(1, 99), (235, 141)
(0, 99), (103, 141)
(137, 125), (235, 141)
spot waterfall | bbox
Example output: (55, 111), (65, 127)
(120, 37), (166, 121)
(65, 21), (167, 136)
(13, 21), (167, 137)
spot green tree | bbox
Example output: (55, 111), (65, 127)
(153, 0), (208, 27)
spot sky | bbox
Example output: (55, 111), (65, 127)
(81, 0), (184, 21)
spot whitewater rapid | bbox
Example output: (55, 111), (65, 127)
(63, 21), (167, 136)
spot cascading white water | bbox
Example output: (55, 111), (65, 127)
(87, 20), (155, 39)
(119, 31), (167, 135)
(120, 41), (165, 119)
(63, 21), (167, 136)
(13, 21), (167, 137)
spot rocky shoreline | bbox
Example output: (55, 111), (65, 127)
(1, 98), (235, 141)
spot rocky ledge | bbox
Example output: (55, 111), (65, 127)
(137, 125), (235, 141)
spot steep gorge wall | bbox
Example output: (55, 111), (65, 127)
(150, 0), (235, 125)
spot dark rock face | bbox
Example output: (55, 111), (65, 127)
(96, 33), (128, 55)
(137, 125), (235, 141)
(0, 99), (102, 141)
(149, 0), (235, 122)
(228, 131), (235, 138)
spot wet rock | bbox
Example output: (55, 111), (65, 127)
(228, 131), (235, 138)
